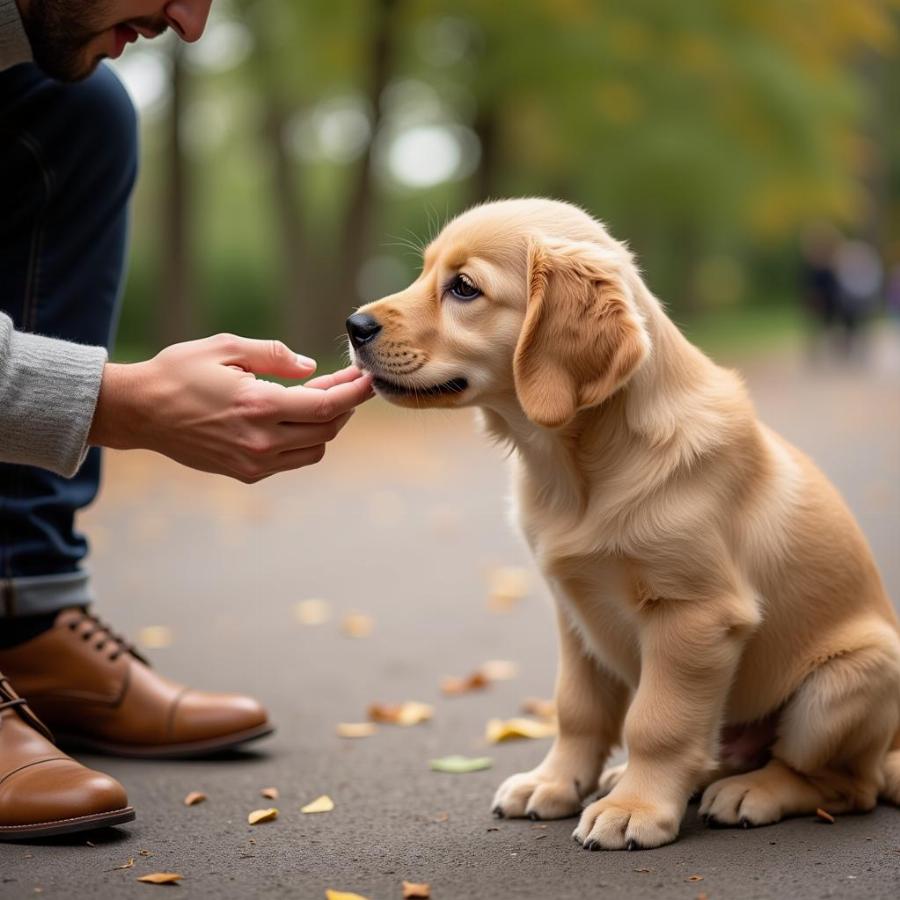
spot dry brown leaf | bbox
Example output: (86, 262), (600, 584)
(368, 701), (433, 726)
(486, 717), (557, 743)
(402, 881), (431, 899)
(441, 671), (489, 696)
(520, 697), (556, 719)
(293, 599), (331, 626)
(686, 874), (704, 882)
(260, 787), (279, 800)
(336, 722), (377, 739)
(341, 613), (374, 638)
(137, 626), (173, 650)
(479, 660), (518, 681)
(247, 808), (278, 825)
(138, 850), (152, 857)
(816, 807), (835, 824)
(301, 795), (334, 814)
(325, 891), (369, 900)
(486, 566), (529, 611)
(183, 791), (206, 806)
(112, 858), (135, 871)
(136, 873), (183, 885)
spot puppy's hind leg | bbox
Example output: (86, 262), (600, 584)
(701, 633), (900, 827)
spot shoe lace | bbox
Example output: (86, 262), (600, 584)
(0, 677), (27, 714)
(66, 611), (141, 662)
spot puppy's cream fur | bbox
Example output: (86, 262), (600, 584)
(350, 198), (900, 850)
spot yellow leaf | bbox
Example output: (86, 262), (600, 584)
(294, 599), (331, 625)
(441, 671), (489, 696)
(341, 613), (374, 638)
(136, 872), (183, 884)
(479, 659), (518, 681)
(336, 722), (377, 738)
(368, 702), (433, 726)
(520, 697), (556, 719)
(137, 626), (173, 649)
(486, 566), (529, 611)
(486, 717), (557, 743)
(247, 808), (278, 825)
(301, 795), (334, 814)
(403, 881), (431, 898)
(183, 791), (206, 806)
(260, 787), (279, 800)
(325, 891), (369, 900)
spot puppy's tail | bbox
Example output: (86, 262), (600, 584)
(882, 731), (900, 805)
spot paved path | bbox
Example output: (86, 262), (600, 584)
(2, 330), (899, 899)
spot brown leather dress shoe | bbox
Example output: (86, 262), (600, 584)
(0, 674), (134, 840)
(0, 609), (273, 758)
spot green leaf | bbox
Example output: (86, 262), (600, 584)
(429, 755), (493, 774)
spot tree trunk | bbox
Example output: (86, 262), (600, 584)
(332, 0), (400, 325)
(160, 42), (193, 345)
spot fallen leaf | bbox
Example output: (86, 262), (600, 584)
(520, 697), (556, 719)
(430, 755), (493, 774)
(486, 566), (529, 611)
(433, 812), (449, 823)
(341, 613), (374, 638)
(325, 891), (369, 900)
(137, 873), (183, 885)
(247, 808), (278, 825)
(441, 671), (489, 696)
(479, 659), (519, 681)
(368, 702), (433, 726)
(183, 791), (206, 806)
(336, 722), (377, 739)
(293, 599), (331, 626)
(138, 850), (153, 857)
(816, 807), (835, 824)
(686, 874), (704, 882)
(402, 881), (431, 899)
(301, 795), (335, 814)
(260, 787), (279, 800)
(633, 867), (651, 873)
(111, 858), (135, 871)
(486, 717), (557, 743)
(137, 626), (173, 650)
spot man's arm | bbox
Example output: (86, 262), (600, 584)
(1, 313), (373, 482)
(0, 310), (107, 477)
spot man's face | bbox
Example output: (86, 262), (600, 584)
(19, 0), (212, 82)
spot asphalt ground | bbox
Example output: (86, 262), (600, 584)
(1, 330), (899, 899)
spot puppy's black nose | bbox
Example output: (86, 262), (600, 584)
(346, 312), (382, 348)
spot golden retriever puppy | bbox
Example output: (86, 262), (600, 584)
(346, 198), (900, 850)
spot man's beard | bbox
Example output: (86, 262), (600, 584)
(20, 0), (114, 81)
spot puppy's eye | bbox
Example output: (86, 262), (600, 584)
(447, 273), (481, 301)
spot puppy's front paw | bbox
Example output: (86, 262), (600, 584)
(572, 794), (680, 850)
(491, 770), (582, 820)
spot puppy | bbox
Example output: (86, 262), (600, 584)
(346, 198), (900, 850)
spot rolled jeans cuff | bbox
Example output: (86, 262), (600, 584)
(0, 570), (92, 617)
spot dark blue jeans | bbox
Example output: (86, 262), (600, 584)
(0, 63), (137, 617)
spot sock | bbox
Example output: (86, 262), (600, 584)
(0, 611), (59, 650)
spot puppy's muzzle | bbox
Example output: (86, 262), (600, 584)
(346, 313), (382, 349)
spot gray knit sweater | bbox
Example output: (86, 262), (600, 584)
(1, 0), (110, 478)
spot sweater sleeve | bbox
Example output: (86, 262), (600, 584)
(0, 312), (107, 477)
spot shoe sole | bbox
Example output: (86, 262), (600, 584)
(53, 723), (275, 759)
(0, 806), (135, 841)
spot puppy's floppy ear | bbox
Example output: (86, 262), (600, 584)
(513, 238), (650, 428)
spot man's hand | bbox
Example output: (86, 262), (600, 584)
(88, 334), (373, 482)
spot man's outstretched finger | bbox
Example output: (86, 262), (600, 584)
(273, 411), (354, 451)
(279, 372), (374, 422)
(304, 365), (364, 391)
(217, 335), (317, 379)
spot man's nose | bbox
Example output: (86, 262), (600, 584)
(164, 0), (212, 42)
(346, 313), (382, 348)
